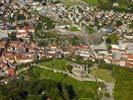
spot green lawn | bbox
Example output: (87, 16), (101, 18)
(62, 0), (82, 7)
(69, 26), (80, 31)
(86, 25), (95, 34)
(82, 0), (99, 5)
(63, 0), (99, 6)
(39, 59), (67, 71)
(90, 68), (115, 83)
(65, 2), (82, 7)
(31, 67), (100, 99)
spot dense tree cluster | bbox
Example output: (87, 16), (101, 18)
(33, 16), (57, 46)
(0, 79), (76, 100)
(35, 16), (55, 31)
(106, 33), (118, 44)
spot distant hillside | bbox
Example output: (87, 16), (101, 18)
(62, 0), (133, 12)
(65, 0), (133, 5)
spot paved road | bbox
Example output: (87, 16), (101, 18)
(16, 67), (30, 75)
(0, 29), (16, 34)
(103, 83), (115, 100)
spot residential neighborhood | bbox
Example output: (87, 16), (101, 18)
(0, 0), (133, 100)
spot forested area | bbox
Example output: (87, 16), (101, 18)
(0, 78), (76, 100)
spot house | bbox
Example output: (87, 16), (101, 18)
(62, 45), (76, 56)
(90, 42), (107, 60)
(0, 41), (7, 49)
(126, 61), (133, 68)
(16, 28), (35, 39)
(112, 51), (122, 61)
(74, 45), (91, 60)
(16, 29), (29, 39)
(0, 32), (8, 40)
(3, 52), (16, 63)
(16, 0), (30, 7)
(5, 40), (43, 64)
(124, 35), (133, 40)
(127, 54), (133, 61)
(8, 41), (38, 53)
(104, 54), (113, 64)
(45, 44), (63, 58)
(15, 54), (34, 64)
(4, 53), (34, 64)
(90, 42), (107, 52)
(8, 41), (25, 53)
(119, 60), (126, 67)
(126, 43), (133, 53)
(0, 20), (4, 29)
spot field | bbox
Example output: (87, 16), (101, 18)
(62, 0), (98, 5)
(31, 67), (100, 99)
(39, 59), (67, 71)
(39, 59), (115, 83)
(63, 0), (130, 12)
(64, 0), (108, 6)
(62, 0), (82, 7)
(90, 67), (115, 83)
(82, 0), (99, 5)
(68, 26), (80, 31)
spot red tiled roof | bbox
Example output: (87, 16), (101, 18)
(127, 54), (133, 59)
(7, 68), (14, 76)
(76, 44), (89, 50)
(111, 48), (120, 51)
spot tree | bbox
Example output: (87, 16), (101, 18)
(107, 45), (112, 51)
(116, 20), (123, 27)
(106, 33), (118, 44)
(129, 20), (133, 29)
(33, 0), (44, 2)
(38, 41), (48, 47)
(0, 78), (76, 100)
(66, 65), (72, 73)
(17, 14), (26, 20)
(106, 38), (112, 44)
(9, 32), (16, 40)
(66, 85), (76, 99)
(86, 25), (95, 34)
(35, 16), (55, 32)
(71, 36), (81, 45)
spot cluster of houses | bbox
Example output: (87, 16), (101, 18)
(33, 2), (133, 35)
(44, 39), (133, 68)
(0, 0), (133, 78)
(0, 0), (38, 31)
(0, 26), (45, 77)
(105, 41), (133, 68)
(30, 1), (133, 68)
